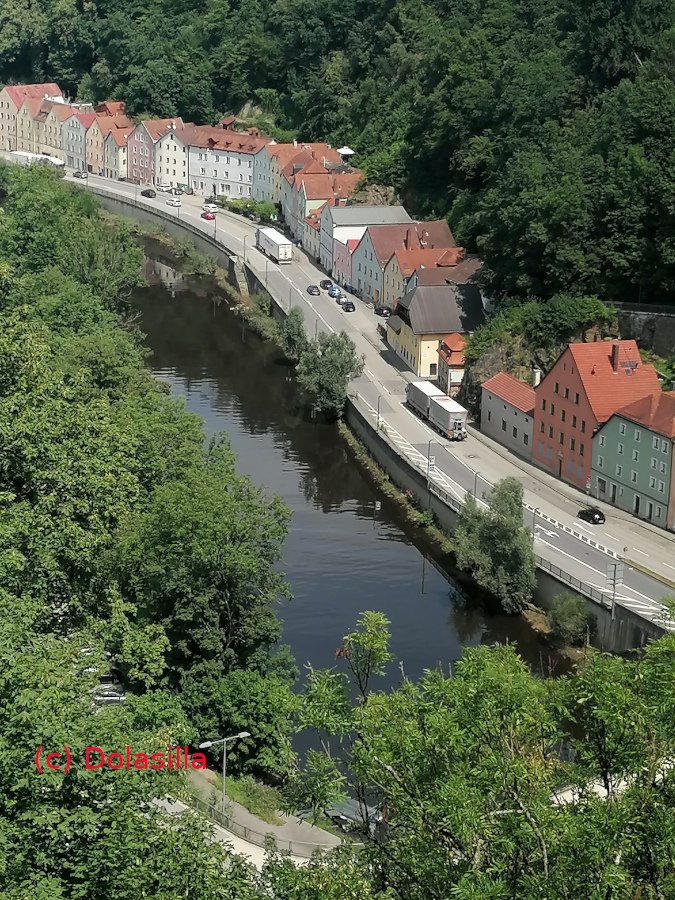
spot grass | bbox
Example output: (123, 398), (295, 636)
(211, 774), (284, 826)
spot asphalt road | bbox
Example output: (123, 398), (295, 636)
(60, 171), (675, 631)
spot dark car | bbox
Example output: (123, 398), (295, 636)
(307, 285), (320, 296)
(577, 507), (606, 525)
(320, 279), (333, 290)
(374, 305), (392, 318)
(141, 189), (156, 198)
(341, 300), (356, 312)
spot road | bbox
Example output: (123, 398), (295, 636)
(59, 171), (675, 631)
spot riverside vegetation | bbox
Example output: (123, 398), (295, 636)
(1, 164), (674, 897)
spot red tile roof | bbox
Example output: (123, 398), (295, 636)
(394, 246), (465, 277)
(140, 118), (185, 141)
(95, 100), (126, 116)
(4, 82), (62, 109)
(365, 222), (456, 267)
(482, 372), (536, 415)
(415, 257), (482, 286)
(181, 123), (268, 154)
(106, 126), (133, 147)
(615, 391), (675, 439)
(300, 170), (362, 201)
(75, 112), (96, 130)
(21, 96), (44, 118)
(438, 332), (466, 366)
(566, 341), (661, 423)
(346, 238), (360, 252)
(98, 114), (133, 134)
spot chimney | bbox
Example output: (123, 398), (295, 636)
(610, 342), (620, 373)
(293, 139), (297, 148)
(532, 367), (542, 387)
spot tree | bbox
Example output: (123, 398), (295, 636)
(297, 332), (364, 416)
(281, 307), (309, 361)
(282, 749), (347, 824)
(454, 477), (536, 613)
(547, 593), (596, 645)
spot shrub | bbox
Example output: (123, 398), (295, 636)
(547, 593), (596, 646)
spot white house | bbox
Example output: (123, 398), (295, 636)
(186, 124), (271, 198)
(103, 126), (132, 179)
(155, 124), (190, 188)
(318, 204), (412, 276)
(63, 112), (94, 171)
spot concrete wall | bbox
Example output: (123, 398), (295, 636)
(618, 310), (675, 359)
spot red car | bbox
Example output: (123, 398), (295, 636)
(201, 211), (215, 221)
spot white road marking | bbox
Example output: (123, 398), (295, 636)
(365, 369), (375, 378)
(664, 563), (675, 572)
(577, 523), (594, 534)
(603, 533), (620, 542)
(633, 548), (648, 557)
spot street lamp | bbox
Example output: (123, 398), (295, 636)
(243, 235), (247, 263)
(377, 394), (382, 431)
(199, 731), (251, 812)
(473, 470), (481, 498)
(426, 439), (438, 509)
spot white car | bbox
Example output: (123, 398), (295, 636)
(202, 203), (219, 214)
(166, 197), (182, 208)
(156, 183), (172, 192)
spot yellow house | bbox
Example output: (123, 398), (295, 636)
(16, 97), (42, 152)
(0, 82), (62, 151)
(86, 117), (106, 174)
(382, 247), (466, 309)
(40, 104), (70, 158)
(386, 284), (484, 378)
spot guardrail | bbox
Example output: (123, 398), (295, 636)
(189, 796), (340, 858)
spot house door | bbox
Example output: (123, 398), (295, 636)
(633, 494), (641, 516)
(647, 501), (653, 521)
(610, 484), (617, 503)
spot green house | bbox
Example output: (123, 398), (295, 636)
(590, 392), (675, 531)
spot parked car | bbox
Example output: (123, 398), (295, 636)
(375, 305), (392, 318)
(201, 211), (215, 221)
(156, 183), (172, 192)
(324, 799), (378, 835)
(341, 300), (356, 312)
(307, 285), (320, 296)
(117, 176), (126, 182)
(141, 189), (156, 198)
(320, 279), (333, 290)
(169, 187), (183, 196)
(328, 285), (342, 299)
(202, 203), (219, 214)
(166, 197), (181, 208)
(73, 170), (87, 179)
(91, 688), (126, 706)
(577, 507), (605, 525)
(246, 213), (258, 222)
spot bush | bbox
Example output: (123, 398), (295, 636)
(547, 593), (596, 646)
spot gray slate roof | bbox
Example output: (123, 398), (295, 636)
(328, 205), (412, 227)
(397, 284), (485, 335)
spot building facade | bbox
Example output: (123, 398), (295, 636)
(127, 119), (183, 185)
(186, 125), (268, 198)
(155, 126), (189, 188)
(16, 98), (42, 151)
(480, 372), (535, 461)
(437, 333), (466, 397)
(303, 208), (322, 260)
(63, 112), (93, 170)
(103, 127), (131, 179)
(591, 393), (675, 530)
(318, 204), (412, 275)
(0, 82), (62, 151)
(382, 247), (464, 310)
(332, 237), (359, 287)
(532, 341), (660, 490)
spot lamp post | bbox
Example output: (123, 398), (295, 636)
(265, 258), (268, 287)
(377, 394), (382, 431)
(289, 284), (292, 312)
(426, 439), (437, 509)
(199, 732), (251, 812)
(243, 235), (247, 263)
(473, 470), (481, 498)
(314, 318), (319, 340)
(532, 507), (540, 546)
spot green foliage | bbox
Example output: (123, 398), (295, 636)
(454, 477), (536, 613)
(220, 776), (283, 825)
(238, 291), (283, 344)
(219, 197), (277, 222)
(281, 307), (309, 361)
(465, 294), (616, 364)
(297, 332), (365, 417)
(282, 750), (348, 825)
(547, 593), (597, 646)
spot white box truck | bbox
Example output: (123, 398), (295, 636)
(428, 395), (468, 440)
(255, 227), (293, 264)
(405, 381), (444, 419)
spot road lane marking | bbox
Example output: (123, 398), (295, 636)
(633, 548), (648, 557)
(603, 534), (620, 542)
(664, 563), (675, 572)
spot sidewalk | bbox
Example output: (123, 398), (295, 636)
(186, 768), (341, 857)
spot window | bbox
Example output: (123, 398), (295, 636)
(651, 458), (658, 470)
(541, 399), (546, 411)
(581, 420), (586, 433)
(200, 167), (206, 175)
(662, 440), (669, 454)
(513, 426), (518, 438)
(550, 403), (555, 416)
(564, 387), (569, 399)
(523, 433), (529, 446)
(619, 422), (626, 435)
(554, 382), (559, 394)
(631, 470), (638, 483)
(616, 464), (623, 476)
(599, 435), (605, 447)
(572, 415), (577, 428)
(660, 461), (666, 474)
(656, 506), (662, 518)
(653, 436), (660, 450)
(649, 476), (656, 489)
(502, 420), (506, 432)
(634, 429), (641, 442)
(579, 443), (584, 456)
(429, 363), (437, 376)
(487, 411), (491, 422)
(561, 410), (566, 422)
(575, 392), (579, 404)
(598, 477), (607, 493)
(597, 455), (603, 468)
(540, 422), (544, 433)
(658, 481), (665, 493)
(559, 432), (564, 445)
(618, 443), (624, 455)
(632, 449), (639, 462)
(570, 437), (576, 451)
(548, 426), (553, 438)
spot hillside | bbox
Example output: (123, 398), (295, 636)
(1, 0), (674, 306)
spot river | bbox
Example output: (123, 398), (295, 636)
(133, 247), (559, 687)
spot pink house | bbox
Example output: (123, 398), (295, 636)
(127, 118), (183, 184)
(332, 237), (359, 287)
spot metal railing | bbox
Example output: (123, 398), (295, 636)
(188, 796), (339, 858)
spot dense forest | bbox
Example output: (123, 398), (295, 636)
(2, 0), (675, 304)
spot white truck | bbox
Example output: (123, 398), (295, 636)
(255, 227), (293, 264)
(405, 381), (445, 419)
(428, 395), (468, 441)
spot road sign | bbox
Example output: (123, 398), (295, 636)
(428, 456), (436, 467)
(606, 562), (624, 588)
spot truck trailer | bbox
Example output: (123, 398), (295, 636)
(428, 395), (468, 440)
(255, 227), (293, 264)
(405, 381), (445, 419)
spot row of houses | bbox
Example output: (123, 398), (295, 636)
(481, 341), (675, 531)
